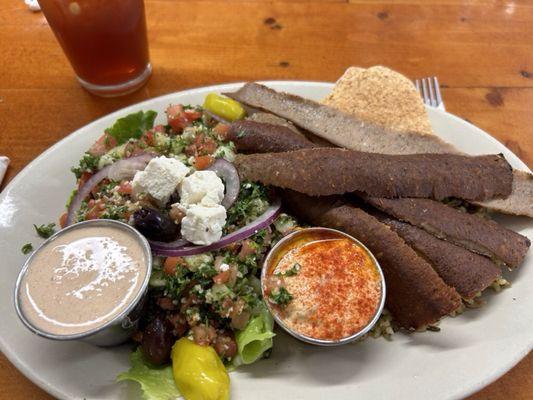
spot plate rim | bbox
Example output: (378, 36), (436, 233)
(1, 80), (531, 400)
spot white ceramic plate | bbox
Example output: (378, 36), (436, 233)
(0, 82), (531, 400)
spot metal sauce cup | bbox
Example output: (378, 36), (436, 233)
(262, 227), (386, 346)
(14, 219), (152, 347)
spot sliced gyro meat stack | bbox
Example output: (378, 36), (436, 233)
(365, 197), (531, 269)
(378, 217), (502, 300)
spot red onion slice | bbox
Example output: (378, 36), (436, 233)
(204, 110), (231, 125)
(107, 153), (154, 181)
(207, 159), (240, 209)
(147, 237), (190, 250)
(149, 198), (281, 257)
(65, 153), (154, 226)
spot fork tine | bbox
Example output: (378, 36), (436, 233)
(414, 76), (445, 109)
(421, 78), (429, 105)
(427, 78), (436, 107)
(433, 76), (443, 107)
(415, 79), (421, 93)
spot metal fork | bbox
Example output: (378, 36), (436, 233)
(414, 76), (446, 111)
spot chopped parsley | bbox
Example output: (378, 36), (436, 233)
(100, 204), (128, 221)
(269, 287), (293, 307)
(71, 153), (100, 179)
(276, 263), (301, 277)
(21, 243), (33, 254)
(33, 223), (56, 239)
(226, 182), (269, 229)
(97, 181), (120, 198)
(236, 129), (247, 138)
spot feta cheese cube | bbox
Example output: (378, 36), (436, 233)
(181, 204), (227, 245)
(179, 170), (224, 206)
(132, 156), (189, 205)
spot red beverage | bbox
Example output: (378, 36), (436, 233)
(39, 0), (151, 96)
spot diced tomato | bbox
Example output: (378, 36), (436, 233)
(213, 270), (230, 285)
(238, 239), (256, 260)
(154, 124), (165, 133)
(229, 298), (250, 330)
(59, 212), (68, 229)
(184, 109), (202, 121)
(184, 144), (197, 157)
(213, 123), (230, 141)
(117, 181), (133, 195)
(124, 141), (147, 158)
(78, 171), (93, 190)
(163, 256), (185, 275)
(213, 265), (237, 286)
(192, 133), (217, 156)
(166, 104), (203, 133)
(201, 139), (217, 155)
(194, 155), (214, 170)
(214, 332), (237, 358)
(85, 199), (106, 220)
(163, 263), (177, 276)
(88, 133), (118, 156)
(166, 104), (184, 118)
(141, 130), (156, 147)
(166, 104), (189, 133)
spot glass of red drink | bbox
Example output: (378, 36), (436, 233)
(38, 0), (151, 97)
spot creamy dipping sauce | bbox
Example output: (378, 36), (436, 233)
(264, 229), (383, 341)
(18, 224), (149, 336)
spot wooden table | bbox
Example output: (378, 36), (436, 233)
(0, 0), (531, 398)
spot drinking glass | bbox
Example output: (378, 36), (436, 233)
(38, 0), (151, 97)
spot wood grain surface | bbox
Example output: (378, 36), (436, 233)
(0, 0), (531, 399)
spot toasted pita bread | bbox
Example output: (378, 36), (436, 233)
(323, 66), (433, 136)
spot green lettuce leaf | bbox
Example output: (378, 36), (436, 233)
(105, 110), (157, 145)
(117, 348), (180, 400)
(235, 307), (275, 365)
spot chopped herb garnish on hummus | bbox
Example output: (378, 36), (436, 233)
(276, 263), (301, 277)
(269, 287), (293, 307)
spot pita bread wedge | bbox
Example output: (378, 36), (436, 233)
(323, 66), (433, 136)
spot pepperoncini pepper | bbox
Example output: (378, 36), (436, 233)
(171, 337), (230, 400)
(203, 93), (246, 122)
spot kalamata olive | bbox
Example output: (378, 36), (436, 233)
(168, 191), (180, 205)
(133, 208), (179, 242)
(141, 316), (175, 365)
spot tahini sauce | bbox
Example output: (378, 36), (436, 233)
(19, 225), (148, 336)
